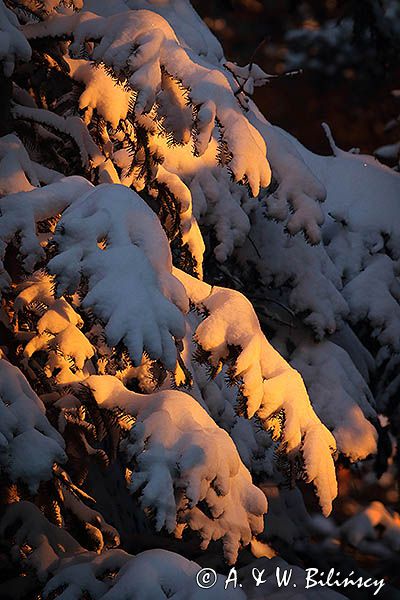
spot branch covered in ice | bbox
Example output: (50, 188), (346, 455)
(83, 374), (267, 564)
(0, 360), (66, 492)
(48, 184), (188, 370)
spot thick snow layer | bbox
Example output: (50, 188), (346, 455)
(290, 339), (377, 460)
(0, 134), (38, 195)
(15, 271), (95, 385)
(174, 269), (337, 516)
(65, 58), (134, 129)
(84, 374), (267, 564)
(124, 0), (225, 64)
(0, 0), (397, 580)
(24, 8), (271, 196)
(44, 548), (245, 599)
(169, 309), (276, 480)
(2, 500), (341, 599)
(14, 269), (57, 311)
(286, 129), (400, 349)
(230, 122), (399, 472)
(343, 254), (400, 350)
(0, 0), (31, 77)
(19, 0), (333, 263)
(0, 360), (66, 492)
(157, 134), (252, 263)
(0, 175), (92, 289)
(48, 183), (188, 369)
(282, 127), (400, 236)
(244, 212), (348, 338)
(156, 164), (205, 275)
(46, 551), (345, 599)
(249, 107), (326, 244)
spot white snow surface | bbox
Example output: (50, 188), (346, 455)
(0, 134), (38, 195)
(65, 57), (134, 129)
(48, 183), (188, 369)
(84, 374), (267, 564)
(24, 7), (271, 196)
(175, 269), (337, 516)
(0, 175), (92, 289)
(0, 360), (66, 492)
(290, 339), (377, 460)
(44, 547), (245, 599)
(15, 271), (95, 385)
(340, 501), (400, 555)
(0, 0), (31, 77)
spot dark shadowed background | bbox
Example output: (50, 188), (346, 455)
(193, 0), (400, 157)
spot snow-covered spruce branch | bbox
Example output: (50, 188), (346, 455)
(0, 135), (382, 524)
(24, 8), (271, 196)
(175, 268), (337, 516)
(1, 502), (244, 599)
(0, 359), (66, 493)
(11, 104), (104, 169)
(47, 183), (188, 370)
(82, 374), (267, 565)
(0, 501), (83, 580)
(14, 271), (95, 385)
(0, 175), (91, 287)
(0, 133), (39, 195)
(43, 547), (246, 599)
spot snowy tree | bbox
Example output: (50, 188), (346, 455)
(0, 0), (399, 597)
